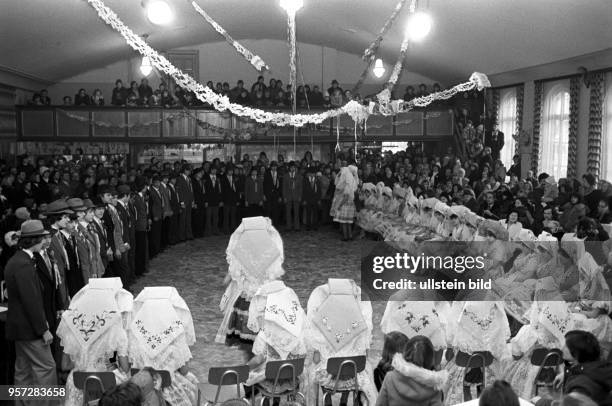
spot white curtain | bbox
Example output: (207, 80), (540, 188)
(540, 83), (570, 179)
(498, 88), (517, 169)
(601, 73), (612, 182)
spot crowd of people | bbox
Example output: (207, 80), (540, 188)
(27, 77), (450, 110)
(2, 138), (612, 405)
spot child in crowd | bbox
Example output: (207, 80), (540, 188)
(374, 331), (409, 391)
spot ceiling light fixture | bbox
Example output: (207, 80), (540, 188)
(406, 11), (432, 41)
(140, 56), (153, 76)
(279, 0), (304, 16)
(373, 58), (386, 78)
(145, 0), (174, 25)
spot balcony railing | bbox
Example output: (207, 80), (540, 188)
(16, 105), (454, 143)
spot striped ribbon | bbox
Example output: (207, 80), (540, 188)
(514, 84), (524, 157)
(587, 72), (605, 179)
(567, 76), (581, 178)
(531, 81), (543, 175)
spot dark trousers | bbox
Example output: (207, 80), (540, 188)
(14, 339), (57, 406)
(112, 253), (130, 288)
(247, 204), (263, 218)
(168, 214), (179, 244)
(149, 220), (162, 257)
(304, 201), (319, 229)
(285, 200), (300, 230)
(205, 206), (220, 235)
(135, 230), (148, 276)
(223, 204), (238, 233)
(192, 207), (204, 238)
(161, 216), (170, 249)
(178, 207), (193, 241)
(128, 231), (136, 282)
(265, 198), (282, 227)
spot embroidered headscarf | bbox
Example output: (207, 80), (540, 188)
(528, 301), (574, 345)
(452, 301), (510, 360)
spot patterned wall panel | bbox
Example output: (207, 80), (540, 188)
(567, 76), (581, 178)
(587, 72), (605, 179)
(531, 81), (543, 174)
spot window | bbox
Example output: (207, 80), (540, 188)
(498, 88), (517, 169)
(601, 74), (612, 182)
(540, 83), (570, 180)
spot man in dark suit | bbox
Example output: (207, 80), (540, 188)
(264, 162), (283, 227)
(159, 172), (174, 250)
(44, 199), (73, 306)
(132, 176), (149, 276)
(91, 199), (112, 273)
(221, 165), (240, 233)
(302, 168), (321, 230)
(114, 185), (134, 287)
(175, 164), (194, 241)
(149, 175), (164, 257)
(204, 166), (223, 236)
(282, 163), (303, 231)
(485, 127), (505, 162)
(99, 185), (129, 286)
(5, 220), (57, 398)
(191, 168), (205, 238)
(167, 173), (181, 245)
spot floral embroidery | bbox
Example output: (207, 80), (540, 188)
(463, 306), (496, 330)
(134, 319), (183, 350)
(541, 306), (572, 334)
(71, 310), (117, 342)
(266, 300), (299, 325)
(398, 304), (437, 333)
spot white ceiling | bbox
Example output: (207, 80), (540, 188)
(1, 0), (611, 83)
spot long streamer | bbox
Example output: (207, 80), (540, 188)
(190, 1), (269, 72)
(85, 0), (490, 127)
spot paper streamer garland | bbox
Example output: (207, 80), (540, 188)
(85, 0), (490, 127)
(190, 1), (269, 72)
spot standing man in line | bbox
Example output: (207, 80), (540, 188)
(282, 162), (303, 231)
(159, 172), (174, 250)
(148, 175), (164, 257)
(133, 177), (149, 276)
(221, 165), (240, 233)
(176, 164), (194, 241)
(5, 220), (57, 404)
(264, 161), (283, 227)
(205, 166), (223, 236)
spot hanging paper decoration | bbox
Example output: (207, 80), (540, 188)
(190, 1), (269, 72)
(85, 0), (490, 127)
(285, 13), (298, 112)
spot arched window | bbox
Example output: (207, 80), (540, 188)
(601, 75), (612, 182)
(540, 83), (570, 180)
(498, 88), (517, 169)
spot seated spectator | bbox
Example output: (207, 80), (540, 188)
(418, 83), (429, 97)
(222, 82), (231, 97)
(374, 331), (410, 391)
(557, 393), (598, 406)
(327, 79), (343, 97)
(62, 95), (73, 105)
(251, 75), (266, 94)
(91, 88), (105, 106)
(149, 90), (161, 107)
(130, 368), (166, 406)
(479, 380), (520, 406)
(139, 78), (153, 104)
(30, 93), (44, 106)
(596, 198), (612, 224)
(111, 79), (127, 106)
(98, 382), (142, 406)
(215, 82), (223, 94)
(127, 81), (140, 103)
(310, 85), (324, 107)
(161, 90), (174, 108)
(403, 86), (416, 101)
(40, 89), (51, 105)
(330, 88), (344, 108)
(508, 154), (521, 179)
(235, 89), (251, 105)
(583, 174), (604, 215)
(274, 89), (286, 107)
(74, 88), (91, 106)
(230, 80), (246, 101)
(173, 84), (185, 105)
(376, 336), (448, 406)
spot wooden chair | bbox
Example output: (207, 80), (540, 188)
(317, 355), (368, 406)
(73, 371), (116, 406)
(203, 365), (249, 406)
(255, 358), (305, 406)
(530, 348), (563, 396)
(455, 351), (494, 401)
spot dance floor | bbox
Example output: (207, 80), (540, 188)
(132, 227), (385, 383)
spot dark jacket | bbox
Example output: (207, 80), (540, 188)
(564, 361), (612, 406)
(133, 193), (149, 232)
(221, 175), (240, 205)
(302, 176), (321, 204)
(264, 171), (283, 202)
(204, 175), (223, 206)
(34, 251), (65, 333)
(176, 174), (194, 207)
(149, 187), (164, 221)
(376, 354), (446, 406)
(5, 250), (49, 341)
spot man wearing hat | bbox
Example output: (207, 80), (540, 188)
(302, 167), (321, 230)
(5, 220), (58, 397)
(132, 176), (150, 276)
(68, 197), (104, 285)
(99, 185), (131, 288)
(45, 199), (74, 304)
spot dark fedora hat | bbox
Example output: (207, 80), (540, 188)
(67, 198), (87, 212)
(17, 220), (50, 239)
(45, 199), (74, 215)
(82, 199), (96, 209)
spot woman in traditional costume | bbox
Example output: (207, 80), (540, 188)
(304, 278), (376, 406)
(128, 286), (199, 406)
(356, 183), (378, 232)
(443, 301), (511, 406)
(433, 201), (453, 238)
(330, 166), (359, 241)
(57, 277), (133, 406)
(503, 301), (574, 399)
(216, 216), (285, 356)
(245, 279), (307, 403)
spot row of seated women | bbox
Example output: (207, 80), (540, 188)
(57, 278), (198, 406)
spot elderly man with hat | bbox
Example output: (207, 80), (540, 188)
(5, 220), (58, 401)
(68, 198), (104, 287)
(98, 185), (131, 287)
(45, 199), (75, 301)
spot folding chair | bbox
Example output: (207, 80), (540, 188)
(318, 355), (368, 406)
(530, 348), (563, 396)
(203, 365), (249, 406)
(256, 358), (305, 406)
(73, 371), (116, 406)
(455, 350), (494, 401)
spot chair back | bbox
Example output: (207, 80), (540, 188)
(207, 365), (249, 405)
(73, 371), (116, 406)
(264, 358), (305, 381)
(530, 348), (563, 367)
(455, 351), (494, 368)
(326, 356), (366, 379)
(130, 368), (172, 388)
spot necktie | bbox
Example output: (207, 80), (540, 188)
(254, 181), (258, 193)
(42, 252), (52, 276)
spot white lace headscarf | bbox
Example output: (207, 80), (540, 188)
(336, 166), (359, 196)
